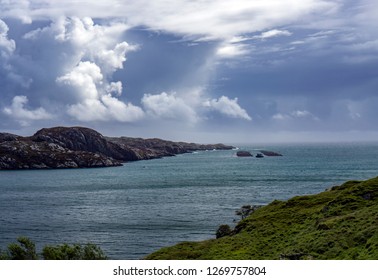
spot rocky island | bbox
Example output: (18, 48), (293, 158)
(0, 126), (234, 170)
(236, 150), (283, 157)
(260, 150), (283, 156)
(236, 151), (253, 157)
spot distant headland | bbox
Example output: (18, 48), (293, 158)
(0, 126), (234, 170)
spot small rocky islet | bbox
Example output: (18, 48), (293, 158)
(236, 150), (283, 158)
(0, 126), (234, 170)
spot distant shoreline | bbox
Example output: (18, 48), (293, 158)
(0, 126), (234, 170)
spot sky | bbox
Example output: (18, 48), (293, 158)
(1, 0), (378, 143)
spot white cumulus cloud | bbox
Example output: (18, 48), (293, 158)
(3, 95), (52, 125)
(57, 60), (144, 122)
(36, 17), (144, 122)
(57, 61), (103, 101)
(0, 19), (15, 57)
(142, 92), (198, 123)
(142, 90), (252, 123)
(204, 96), (252, 120)
(67, 94), (144, 122)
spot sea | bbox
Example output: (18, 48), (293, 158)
(1, 142), (378, 259)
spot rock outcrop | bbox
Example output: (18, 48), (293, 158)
(0, 133), (21, 142)
(0, 126), (234, 170)
(32, 127), (139, 161)
(236, 151), (253, 157)
(0, 137), (122, 169)
(260, 150), (283, 156)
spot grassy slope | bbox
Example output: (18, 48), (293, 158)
(146, 177), (378, 260)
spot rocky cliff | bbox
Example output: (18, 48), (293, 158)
(0, 127), (233, 170)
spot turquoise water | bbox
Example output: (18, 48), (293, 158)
(1, 142), (378, 259)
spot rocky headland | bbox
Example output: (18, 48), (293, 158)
(0, 126), (234, 170)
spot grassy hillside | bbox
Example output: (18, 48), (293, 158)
(146, 177), (378, 260)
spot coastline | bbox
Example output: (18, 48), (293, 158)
(0, 126), (233, 170)
(146, 176), (378, 260)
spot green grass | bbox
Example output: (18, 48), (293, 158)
(145, 177), (378, 260)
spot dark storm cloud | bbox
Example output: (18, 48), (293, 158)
(114, 29), (218, 104)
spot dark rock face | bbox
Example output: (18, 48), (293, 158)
(32, 127), (139, 161)
(0, 140), (122, 169)
(0, 133), (21, 142)
(0, 126), (234, 170)
(236, 151), (253, 157)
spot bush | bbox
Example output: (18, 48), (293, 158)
(6, 237), (38, 260)
(0, 237), (107, 260)
(216, 224), (232, 239)
(235, 205), (261, 220)
(0, 249), (8, 260)
(42, 243), (107, 260)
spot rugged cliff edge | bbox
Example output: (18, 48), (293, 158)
(146, 177), (378, 260)
(0, 126), (233, 170)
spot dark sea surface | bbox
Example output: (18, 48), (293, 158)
(1, 142), (378, 259)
